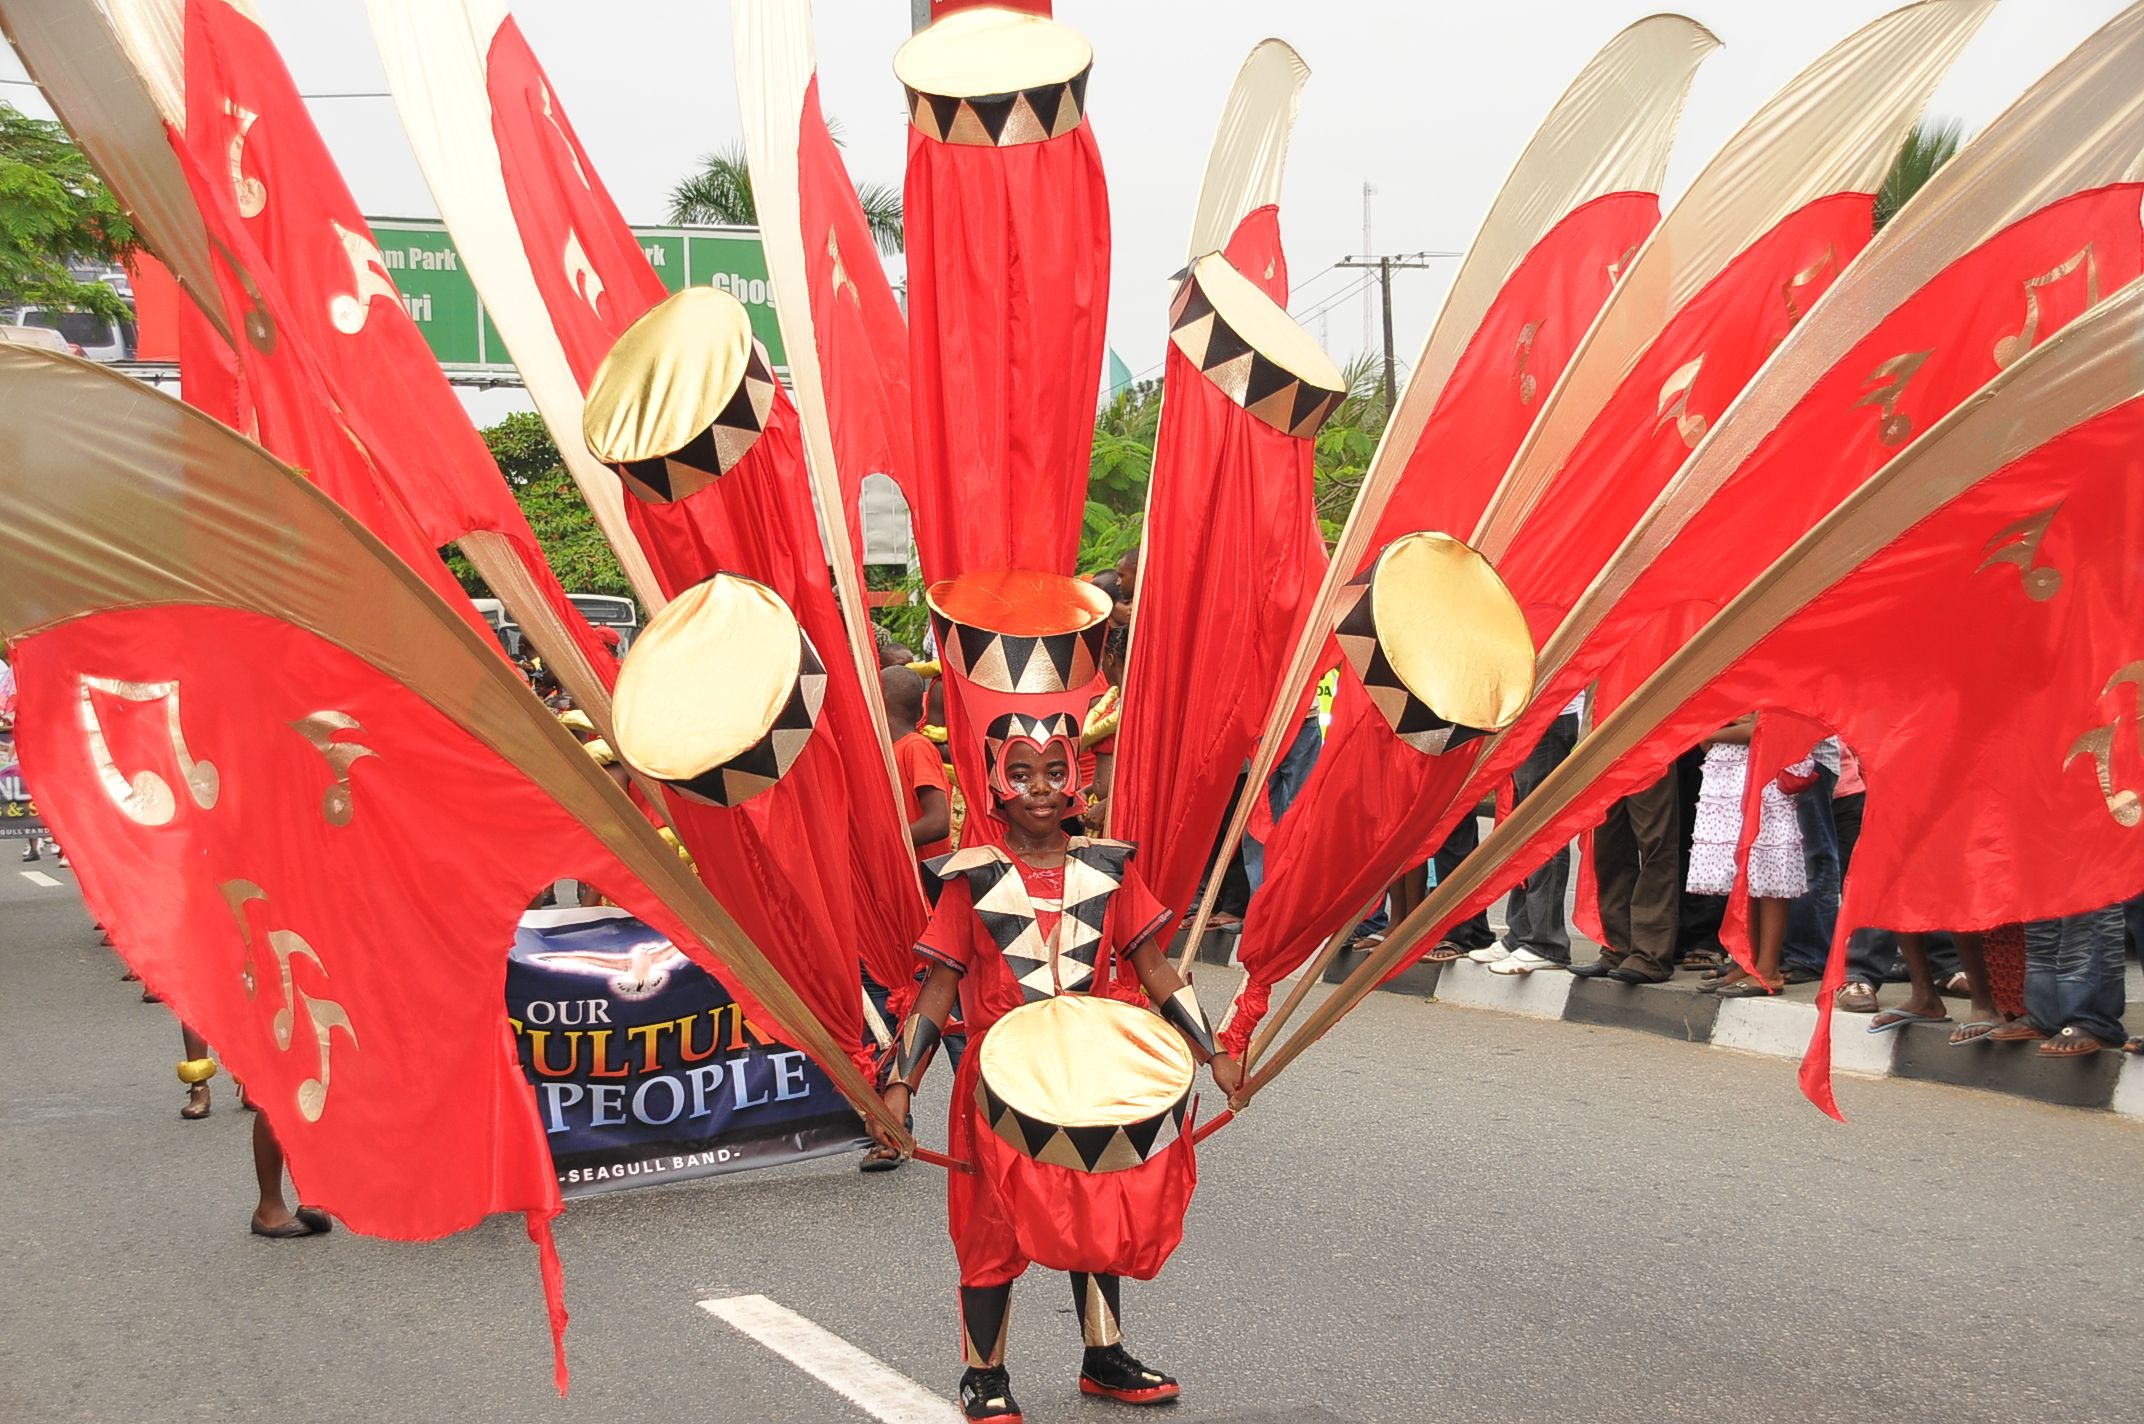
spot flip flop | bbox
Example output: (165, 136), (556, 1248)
(2038, 1026), (2104, 1058)
(1948, 1020), (2000, 1046)
(1987, 1020), (2048, 1043)
(1868, 1008), (1950, 1033)
(1714, 980), (1783, 999)
(293, 1207), (334, 1234)
(249, 1216), (322, 1240)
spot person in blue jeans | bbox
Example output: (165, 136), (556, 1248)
(1988, 904), (2128, 1056)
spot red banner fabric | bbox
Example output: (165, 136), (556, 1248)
(1474, 184), (2144, 949)
(1110, 307), (1324, 916)
(178, 3), (612, 679)
(1216, 192), (1663, 1053)
(478, 18), (922, 1018)
(1388, 393), (2144, 1115)
(904, 122), (1109, 580)
(11, 608), (815, 1387)
(798, 76), (920, 573)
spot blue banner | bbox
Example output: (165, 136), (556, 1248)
(507, 908), (868, 1197)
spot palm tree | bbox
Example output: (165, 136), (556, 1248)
(669, 140), (904, 255)
(1874, 118), (1965, 231)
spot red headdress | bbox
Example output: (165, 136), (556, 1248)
(926, 570), (1110, 819)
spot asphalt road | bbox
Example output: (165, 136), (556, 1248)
(4, 859), (2142, 1424)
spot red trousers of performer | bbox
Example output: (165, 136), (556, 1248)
(947, 1030), (1197, 1288)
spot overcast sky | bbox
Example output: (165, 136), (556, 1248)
(5, 1), (2132, 393)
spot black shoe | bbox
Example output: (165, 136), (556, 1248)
(21, 841), (39, 863)
(960, 1366), (1023, 1421)
(1080, 1344), (1180, 1405)
(1569, 958), (1619, 979)
(1609, 961), (1671, 985)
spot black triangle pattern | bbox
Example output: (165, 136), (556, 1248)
(1170, 264), (1345, 440)
(1063, 1122), (1121, 1172)
(968, 92), (1020, 144)
(904, 64), (1089, 147)
(1337, 555), (1477, 757)
(936, 615), (1104, 696)
(664, 627), (823, 807)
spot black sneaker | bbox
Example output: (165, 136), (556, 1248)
(959, 1366), (1023, 1421)
(1079, 1344), (1179, 1405)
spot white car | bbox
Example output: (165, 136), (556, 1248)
(0, 306), (136, 362)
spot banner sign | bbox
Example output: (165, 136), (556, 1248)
(366, 217), (788, 372)
(0, 737), (45, 842)
(507, 907), (866, 1197)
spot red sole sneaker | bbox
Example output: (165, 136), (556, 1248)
(1079, 1378), (1181, 1405)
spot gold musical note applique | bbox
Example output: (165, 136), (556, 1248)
(539, 82), (591, 189)
(2064, 662), (2144, 828)
(1655, 356), (1708, 448)
(224, 101), (266, 219)
(1994, 245), (2099, 369)
(328, 220), (402, 336)
(1608, 244), (1639, 285)
(1781, 246), (1838, 327)
(223, 879), (359, 1123)
(827, 228), (860, 308)
(1514, 321), (1543, 406)
(1854, 350), (1932, 447)
(289, 712), (378, 828)
(77, 677), (220, 827)
(1976, 503), (2063, 603)
(562, 229), (606, 319)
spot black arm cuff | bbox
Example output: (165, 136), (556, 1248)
(886, 1010), (945, 1091)
(1159, 984), (1216, 1061)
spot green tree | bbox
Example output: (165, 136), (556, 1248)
(443, 411), (632, 598)
(1310, 352), (1392, 541)
(1875, 117), (1965, 231)
(0, 105), (136, 320)
(670, 139), (904, 255)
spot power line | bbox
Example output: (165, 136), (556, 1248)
(1336, 251), (1459, 410)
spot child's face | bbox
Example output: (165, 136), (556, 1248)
(998, 740), (1073, 838)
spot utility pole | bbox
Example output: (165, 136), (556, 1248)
(911, 0), (931, 31)
(1335, 251), (1457, 412)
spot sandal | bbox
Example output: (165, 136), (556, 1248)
(1939, 972), (1972, 997)
(1948, 1020), (2001, 1046)
(1986, 1019), (2048, 1043)
(859, 1143), (905, 1174)
(1714, 979), (1783, 999)
(1867, 1008), (1950, 1034)
(180, 1086), (212, 1121)
(2038, 1026), (2104, 1058)
(1423, 940), (1462, 963)
(1834, 982), (1879, 1014)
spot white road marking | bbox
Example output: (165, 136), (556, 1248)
(698, 1294), (961, 1424)
(20, 871), (62, 888)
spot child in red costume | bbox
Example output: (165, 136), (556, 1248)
(877, 575), (1241, 1423)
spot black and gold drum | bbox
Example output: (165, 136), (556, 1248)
(970, 994), (1198, 1278)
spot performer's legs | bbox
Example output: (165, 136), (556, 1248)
(960, 1283), (1015, 1369)
(1072, 1272), (1179, 1405)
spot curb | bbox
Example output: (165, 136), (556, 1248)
(1367, 956), (2144, 1120)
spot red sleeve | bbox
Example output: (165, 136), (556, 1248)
(897, 733), (949, 798)
(1107, 864), (1175, 961)
(916, 875), (975, 975)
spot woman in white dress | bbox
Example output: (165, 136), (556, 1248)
(1687, 716), (1809, 998)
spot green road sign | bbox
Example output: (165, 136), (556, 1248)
(366, 218), (787, 372)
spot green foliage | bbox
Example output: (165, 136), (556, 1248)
(867, 564), (930, 654)
(0, 105), (136, 320)
(442, 411), (632, 598)
(1875, 118), (1965, 232)
(671, 138), (904, 256)
(1311, 352), (1392, 541)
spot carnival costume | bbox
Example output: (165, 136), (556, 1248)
(883, 571), (1218, 1417)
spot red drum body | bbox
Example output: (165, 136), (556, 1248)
(971, 995), (1198, 1279)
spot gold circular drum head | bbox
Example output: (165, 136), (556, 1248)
(1169, 253), (1345, 438)
(976, 996), (1195, 1174)
(583, 288), (776, 503)
(1334, 531), (1536, 756)
(895, 9), (1092, 147)
(613, 573), (827, 807)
